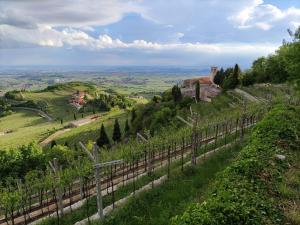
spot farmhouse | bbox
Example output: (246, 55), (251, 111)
(181, 66), (221, 102)
(69, 91), (86, 110)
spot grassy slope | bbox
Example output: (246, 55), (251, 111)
(0, 82), (130, 149)
(53, 108), (127, 147)
(22, 83), (99, 121)
(0, 110), (61, 149)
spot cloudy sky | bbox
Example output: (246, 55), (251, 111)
(1, 0), (300, 68)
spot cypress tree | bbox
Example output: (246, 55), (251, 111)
(112, 119), (122, 143)
(195, 81), (200, 101)
(124, 119), (130, 135)
(233, 64), (241, 87)
(97, 124), (110, 148)
(51, 140), (57, 148)
(171, 85), (182, 102)
(131, 108), (137, 123)
(214, 68), (225, 86)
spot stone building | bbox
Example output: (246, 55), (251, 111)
(181, 66), (221, 102)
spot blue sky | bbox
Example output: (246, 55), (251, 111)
(1, 0), (300, 69)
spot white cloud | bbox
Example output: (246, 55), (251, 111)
(0, 0), (143, 28)
(229, 0), (300, 30)
(0, 24), (277, 57)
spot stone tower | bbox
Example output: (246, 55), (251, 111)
(210, 66), (218, 84)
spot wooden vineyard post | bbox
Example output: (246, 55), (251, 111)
(132, 155), (136, 195)
(49, 158), (64, 217)
(174, 141), (177, 159)
(240, 98), (247, 143)
(79, 142), (123, 220)
(110, 165), (115, 208)
(181, 137), (184, 172)
(122, 162), (125, 186)
(224, 122), (227, 145)
(214, 124), (219, 149)
(78, 156), (84, 200)
(167, 145), (171, 178)
(144, 150), (147, 172)
(205, 125), (208, 153)
(235, 118), (239, 141)
(93, 144), (104, 218)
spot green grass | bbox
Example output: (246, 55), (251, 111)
(280, 151), (300, 225)
(92, 144), (242, 225)
(0, 110), (61, 149)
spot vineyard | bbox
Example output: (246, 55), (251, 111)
(0, 103), (265, 225)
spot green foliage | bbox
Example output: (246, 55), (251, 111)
(152, 95), (162, 103)
(171, 85), (182, 102)
(213, 68), (225, 86)
(244, 26), (300, 88)
(0, 98), (12, 117)
(97, 124), (110, 148)
(124, 119), (130, 136)
(240, 70), (255, 86)
(172, 105), (300, 225)
(112, 119), (122, 143)
(83, 93), (131, 113)
(0, 143), (45, 180)
(4, 90), (24, 101)
(131, 108), (137, 123)
(221, 64), (240, 90)
(44, 144), (75, 166)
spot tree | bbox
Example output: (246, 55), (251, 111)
(221, 66), (240, 90)
(252, 57), (268, 83)
(171, 85), (182, 102)
(97, 124), (110, 148)
(152, 95), (162, 103)
(213, 68), (225, 86)
(112, 119), (121, 143)
(195, 81), (200, 101)
(51, 140), (57, 148)
(240, 71), (255, 86)
(131, 108), (137, 123)
(124, 119), (130, 135)
(233, 64), (241, 86)
(73, 113), (77, 120)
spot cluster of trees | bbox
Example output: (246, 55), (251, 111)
(0, 142), (82, 183)
(96, 118), (130, 148)
(0, 98), (12, 117)
(213, 64), (241, 90)
(82, 93), (132, 113)
(129, 87), (192, 136)
(4, 91), (24, 101)
(214, 27), (300, 89)
(242, 28), (300, 87)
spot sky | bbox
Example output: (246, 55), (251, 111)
(1, 0), (300, 69)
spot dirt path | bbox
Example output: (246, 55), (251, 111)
(40, 128), (71, 147)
